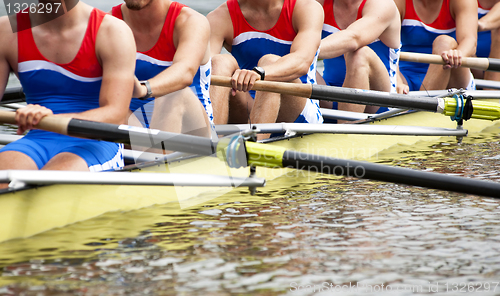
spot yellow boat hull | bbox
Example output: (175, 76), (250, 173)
(1, 108), (499, 243)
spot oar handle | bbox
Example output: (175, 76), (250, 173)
(211, 75), (312, 98)
(399, 52), (500, 71)
(0, 110), (71, 135)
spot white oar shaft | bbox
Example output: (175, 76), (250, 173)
(399, 52), (495, 71)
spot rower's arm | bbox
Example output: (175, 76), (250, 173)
(453, 0), (478, 57)
(138, 8), (210, 98)
(318, 0), (400, 60)
(58, 15), (136, 125)
(478, 1), (500, 31)
(0, 17), (15, 101)
(262, 0), (324, 82)
(207, 3), (233, 56)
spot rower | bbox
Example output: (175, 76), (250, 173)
(111, 0), (215, 139)
(207, 0), (324, 140)
(0, 0), (136, 187)
(475, 0), (500, 84)
(395, 0), (478, 93)
(317, 0), (401, 119)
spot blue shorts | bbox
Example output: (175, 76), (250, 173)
(400, 70), (476, 92)
(0, 130), (124, 171)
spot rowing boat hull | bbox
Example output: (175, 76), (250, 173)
(1, 107), (500, 243)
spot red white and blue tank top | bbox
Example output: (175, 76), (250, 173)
(400, 0), (456, 73)
(321, 0), (399, 92)
(111, 2), (213, 123)
(477, 1), (491, 58)
(227, 0), (318, 84)
(17, 8), (105, 117)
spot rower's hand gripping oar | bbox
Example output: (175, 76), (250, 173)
(400, 51), (500, 72)
(0, 110), (248, 168)
(1, 110), (500, 198)
(211, 75), (500, 121)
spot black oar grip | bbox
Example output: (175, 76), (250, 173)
(487, 58), (500, 72)
(1, 87), (25, 104)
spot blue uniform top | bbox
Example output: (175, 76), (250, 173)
(227, 0), (323, 124)
(112, 2), (214, 126)
(477, 3), (491, 58)
(321, 0), (400, 93)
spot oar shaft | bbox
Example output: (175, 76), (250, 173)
(400, 52), (500, 72)
(282, 151), (500, 198)
(1, 86), (25, 104)
(0, 110), (217, 156)
(210, 75), (312, 98)
(211, 75), (441, 112)
(310, 84), (440, 111)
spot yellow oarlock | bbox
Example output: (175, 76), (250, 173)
(246, 142), (287, 168)
(443, 97), (500, 121)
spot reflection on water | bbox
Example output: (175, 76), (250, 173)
(1, 131), (500, 295)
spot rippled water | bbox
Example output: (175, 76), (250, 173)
(1, 129), (500, 295)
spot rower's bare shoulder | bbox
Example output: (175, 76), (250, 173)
(0, 16), (16, 38)
(177, 6), (210, 31)
(293, 0), (324, 30)
(293, 0), (324, 20)
(207, 2), (231, 28)
(0, 16), (17, 51)
(393, 0), (406, 17)
(95, 14), (135, 61)
(207, 3), (232, 41)
(98, 14), (134, 45)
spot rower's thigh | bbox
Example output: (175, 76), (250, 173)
(41, 152), (89, 171)
(448, 68), (474, 89)
(0, 151), (38, 170)
(151, 88), (211, 137)
(276, 94), (308, 123)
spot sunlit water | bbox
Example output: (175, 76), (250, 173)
(1, 1), (500, 295)
(0, 130), (499, 295)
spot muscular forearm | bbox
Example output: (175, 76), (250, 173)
(264, 54), (314, 82)
(456, 37), (477, 57)
(479, 5), (500, 31)
(148, 63), (197, 97)
(319, 31), (360, 60)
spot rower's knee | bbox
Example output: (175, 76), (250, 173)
(344, 47), (374, 73)
(257, 54), (280, 67)
(432, 35), (458, 53)
(212, 54), (239, 76)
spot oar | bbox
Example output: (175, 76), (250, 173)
(1, 86), (25, 105)
(2, 110), (499, 198)
(400, 52), (500, 72)
(0, 110), (248, 166)
(244, 142), (500, 198)
(211, 75), (500, 121)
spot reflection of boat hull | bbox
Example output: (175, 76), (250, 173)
(1, 105), (500, 244)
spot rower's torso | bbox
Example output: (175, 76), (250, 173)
(116, 2), (211, 68)
(237, 0), (289, 31)
(322, 0), (400, 49)
(478, 0), (499, 10)
(1, 3), (97, 74)
(412, 0), (448, 24)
